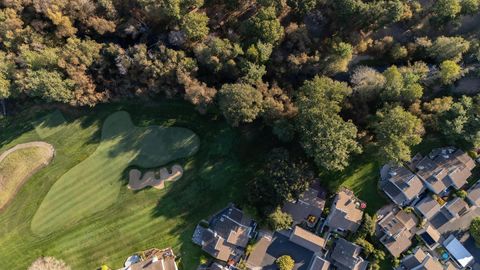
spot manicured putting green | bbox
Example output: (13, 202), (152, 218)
(31, 111), (200, 235)
(33, 110), (67, 139)
(0, 143), (54, 210)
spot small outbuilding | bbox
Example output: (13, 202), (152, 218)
(443, 235), (474, 268)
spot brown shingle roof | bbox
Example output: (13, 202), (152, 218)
(326, 188), (364, 232)
(289, 226), (326, 253)
(378, 209), (418, 257)
(129, 248), (177, 270)
(416, 148), (475, 194)
(467, 181), (480, 206)
(383, 166), (425, 204)
(415, 196), (442, 219)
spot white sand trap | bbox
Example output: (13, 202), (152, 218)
(128, 164), (183, 190)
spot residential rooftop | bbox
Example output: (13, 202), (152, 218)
(378, 208), (418, 257)
(126, 248), (178, 270)
(282, 182), (326, 226)
(192, 204), (255, 262)
(325, 188), (364, 233)
(330, 238), (368, 270)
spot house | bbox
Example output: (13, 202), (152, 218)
(396, 247), (444, 270)
(415, 195), (471, 233)
(192, 204), (256, 263)
(122, 248), (178, 270)
(416, 224), (441, 250)
(282, 182), (326, 227)
(245, 226), (328, 270)
(289, 226), (326, 253)
(443, 235), (474, 268)
(324, 188), (365, 233)
(443, 197), (470, 219)
(329, 238), (368, 270)
(467, 180), (480, 206)
(306, 255), (330, 270)
(415, 196), (442, 219)
(413, 147), (475, 195)
(380, 165), (425, 206)
(377, 208), (418, 257)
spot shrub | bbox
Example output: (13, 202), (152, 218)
(470, 217), (480, 245)
(276, 255), (295, 270)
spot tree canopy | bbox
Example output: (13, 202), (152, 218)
(296, 76), (361, 171)
(374, 106), (424, 164)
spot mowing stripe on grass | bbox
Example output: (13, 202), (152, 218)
(31, 111), (200, 235)
(33, 110), (67, 139)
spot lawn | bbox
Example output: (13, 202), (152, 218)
(31, 111), (199, 235)
(321, 135), (449, 215)
(0, 101), (270, 270)
(321, 145), (387, 215)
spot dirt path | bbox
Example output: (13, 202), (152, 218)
(0, 142), (55, 211)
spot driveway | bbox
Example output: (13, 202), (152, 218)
(438, 207), (480, 236)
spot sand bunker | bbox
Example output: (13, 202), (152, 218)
(128, 164), (183, 190)
(0, 142), (55, 210)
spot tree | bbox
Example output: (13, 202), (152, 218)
(461, 0), (480, 15)
(390, 44), (408, 60)
(0, 8), (25, 49)
(16, 70), (75, 103)
(247, 148), (314, 214)
(246, 6), (284, 45)
(194, 37), (243, 79)
(428, 36), (470, 63)
(381, 66), (423, 104)
(180, 12), (209, 42)
(296, 76), (361, 171)
(28, 257), (70, 270)
(268, 208), (293, 231)
(357, 213), (376, 238)
(86, 16), (116, 35)
(276, 255), (295, 270)
(439, 95), (480, 147)
(325, 41), (353, 74)
(218, 83), (264, 126)
(355, 238), (375, 256)
(287, 0), (317, 15)
(0, 51), (13, 115)
(439, 60), (462, 85)
(432, 0), (461, 21)
(374, 106), (424, 164)
(455, 189), (468, 199)
(470, 217), (480, 245)
(421, 97), (454, 130)
(45, 8), (78, 38)
(351, 66), (385, 101)
(138, 0), (183, 20)
(177, 71), (216, 113)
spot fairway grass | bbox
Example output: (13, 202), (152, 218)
(33, 110), (67, 139)
(0, 143), (54, 209)
(0, 102), (267, 270)
(31, 111), (199, 235)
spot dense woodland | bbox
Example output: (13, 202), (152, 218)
(1, 0), (480, 260)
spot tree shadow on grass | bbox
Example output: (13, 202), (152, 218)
(147, 121), (274, 268)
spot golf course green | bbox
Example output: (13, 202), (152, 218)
(0, 102), (269, 269)
(31, 111), (200, 235)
